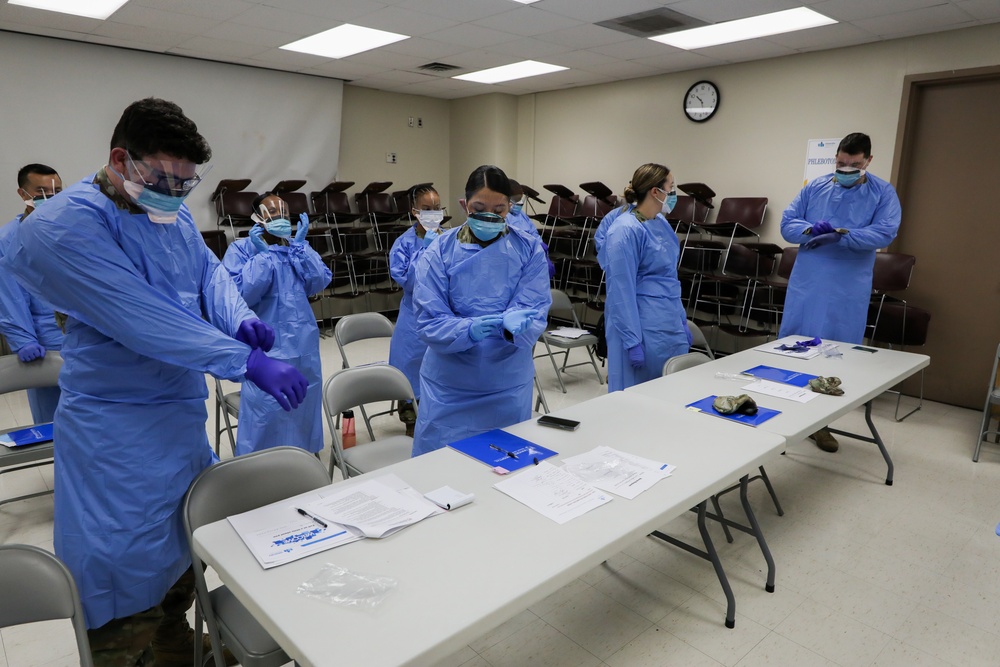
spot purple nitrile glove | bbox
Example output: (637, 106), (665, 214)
(627, 344), (645, 369)
(803, 232), (840, 250)
(236, 318), (275, 352)
(469, 314), (503, 342)
(17, 342), (45, 362)
(244, 348), (308, 411)
(811, 220), (835, 236)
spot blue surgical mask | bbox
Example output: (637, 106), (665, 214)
(31, 196), (50, 209)
(510, 203), (523, 216)
(467, 211), (506, 242)
(655, 188), (676, 215)
(265, 218), (292, 239)
(112, 165), (189, 223)
(834, 168), (864, 187)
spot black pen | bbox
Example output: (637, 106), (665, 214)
(296, 508), (328, 528)
(489, 443), (518, 459)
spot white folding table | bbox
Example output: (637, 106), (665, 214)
(194, 391), (785, 667)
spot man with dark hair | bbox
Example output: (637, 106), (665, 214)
(0, 163), (64, 421)
(779, 132), (902, 453)
(2, 98), (308, 666)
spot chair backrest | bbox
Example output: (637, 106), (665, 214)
(334, 313), (395, 368)
(216, 190), (258, 223)
(687, 320), (714, 359)
(776, 246), (798, 280)
(355, 192), (396, 215)
(714, 197), (768, 230)
(544, 194), (578, 219)
(0, 352), (63, 395)
(548, 289), (578, 323)
(201, 230), (229, 260)
(869, 303), (931, 347)
(322, 365), (416, 421)
(871, 252), (915, 292)
(283, 191), (312, 218)
(662, 351), (713, 376)
(0, 545), (93, 667)
(724, 243), (776, 278)
(312, 191), (353, 215)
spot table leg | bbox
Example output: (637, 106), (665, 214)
(739, 475), (775, 593)
(827, 399), (894, 485)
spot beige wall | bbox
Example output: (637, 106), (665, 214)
(448, 93), (519, 209)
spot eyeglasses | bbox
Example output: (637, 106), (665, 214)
(126, 152), (206, 197)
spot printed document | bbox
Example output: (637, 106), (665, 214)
(306, 478), (440, 538)
(561, 446), (676, 500)
(494, 461), (612, 524)
(742, 379), (817, 403)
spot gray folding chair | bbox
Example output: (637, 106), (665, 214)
(534, 289), (604, 393)
(0, 352), (63, 507)
(662, 350), (784, 529)
(0, 544), (93, 667)
(214, 379), (240, 457)
(974, 342), (1000, 462)
(334, 312), (396, 439)
(322, 365), (416, 478)
(184, 447), (330, 667)
(687, 319), (715, 359)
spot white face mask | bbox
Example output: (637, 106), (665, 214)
(416, 209), (444, 231)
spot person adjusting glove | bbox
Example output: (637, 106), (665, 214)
(803, 232), (840, 250)
(249, 225), (269, 254)
(422, 229), (439, 246)
(293, 212), (310, 245)
(627, 344), (645, 369)
(503, 309), (539, 336)
(469, 314), (503, 342)
(810, 220), (835, 236)
(235, 317), (275, 352)
(17, 341), (45, 362)
(243, 348), (308, 412)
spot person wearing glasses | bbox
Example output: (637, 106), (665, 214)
(603, 163), (690, 392)
(0, 164), (64, 422)
(779, 132), (901, 453)
(1, 98), (307, 666)
(410, 165), (550, 456)
(223, 191), (331, 456)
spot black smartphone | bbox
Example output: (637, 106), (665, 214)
(852, 345), (878, 353)
(537, 415), (581, 431)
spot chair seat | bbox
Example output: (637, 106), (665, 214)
(223, 392), (240, 413)
(210, 586), (287, 663)
(343, 436), (413, 474)
(991, 388), (1000, 403)
(543, 331), (598, 349)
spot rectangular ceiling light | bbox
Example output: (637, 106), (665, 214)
(8, 0), (128, 19)
(454, 60), (568, 84)
(650, 7), (836, 50)
(281, 24), (409, 59)
(512, 0), (542, 4)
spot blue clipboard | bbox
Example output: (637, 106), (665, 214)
(447, 429), (557, 473)
(742, 365), (818, 388)
(0, 422), (54, 447)
(686, 396), (781, 427)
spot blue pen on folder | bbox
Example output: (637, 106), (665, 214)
(296, 508), (328, 528)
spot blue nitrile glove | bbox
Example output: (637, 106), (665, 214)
(236, 318), (275, 352)
(627, 344), (645, 369)
(503, 309), (539, 336)
(293, 213), (310, 244)
(422, 230), (439, 247)
(244, 348), (308, 411)
(469, 314), (503, 342)
(803, 232), (839, 250)
(811, 220), (835, 236)
(17, 342), (45, 362)
(249, 225), (269, 254)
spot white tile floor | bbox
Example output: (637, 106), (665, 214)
(2, 336), (1000, 667)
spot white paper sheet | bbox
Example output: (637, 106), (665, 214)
(306, 478), (440, 538)
(494, 462), (612, 524)
(424, 486), (475, 511)
(560, 446), (675, 500)
(742, 379), (818, 403)
(547, 327), (589, 339)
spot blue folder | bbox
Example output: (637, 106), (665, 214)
(686, 396), (781, 427)
(0, 422), (54, 447)
(447, 429), (557, 473)
(742, 365), (818, 388)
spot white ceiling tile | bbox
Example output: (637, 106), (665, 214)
(811, 0), (948, 22)
(350, 69), (441, 85)
(3, 24), (96, 43)
(170, 35), (269, 59)
(341, 48), (431, 69)
(956, 0), (1000, 21)
(761, 20), (875, 50)
(695, 39), (797, 62)
(853, 4), (977, 37)
(298, 59), (390, 79)
(541, 23), (636, 49)
(533, 0), (664, 24)
(90, 22), (192, 48)
(246, 47), (334, 69)
(79, 32), (168, 54)
(380, 36), (469, 60)
(100, 4), (220, 35)
(423, 23), (519, 48)
(579, 59), (666, 79)
(544, 49), (622, 69)
(0, 4), (101, 32)
(483, 36), (574, 59)
(209, 21), (303, 49)
(395, 0), (513, 23)
(668, 0), (802, 23)
(631, 50), (728, 71)
(355, 6), (459, 36)
(229, 6), (341, 35)
(589, 37), (676, 60)
(266, 0), (391, 22)
(472, 8), (584, 37)
(436, 49), (512, 70)
(132, 0), (256, 22)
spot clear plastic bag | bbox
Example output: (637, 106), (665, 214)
(715, 372), (754, 381)
(297, 563), (398, 610)
(820, 343), (843, 358)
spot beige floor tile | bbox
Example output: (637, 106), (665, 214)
(538, 584), (652, 660)
(659, 592), (770, 666)
(805, 567), (914, 635)
(892, 604), (1000, 667)
(527, 577), (592, 618)
(457, 656), (492, 667)
(578, 551), (635, 586)
(605, 625), (723, 667)
(433, 645), (479, 667)
(592, 559), (699, 624)
(773, 598), (889, 666)
(870, 638), (953, 667)
(733, 631), (834, 667)
(468, 609), (538, 653)
(0, 619), (80, 667)
(477, 621), (603, 667)
(698, 560), (806, 630)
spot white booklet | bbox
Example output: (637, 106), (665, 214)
(560, 446), (676, 500)
(305, 477), (441, 538)
(494, 461), (612, 524)
(742, 379), (817, 403)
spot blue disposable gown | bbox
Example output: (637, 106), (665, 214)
(604, 211), (688, 391)
(411, 225), (550, 456)
(388, 226), (429, 399)
(0, 177), (255, 629)
(778, 173), (902, 344)
(223, 238), (331, 456)
(0, 216), (63, 422)
(595, 204), (633, 270)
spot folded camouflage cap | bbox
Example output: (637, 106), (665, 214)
(713, 394), (759, 415)
(808, 376), (844, 396)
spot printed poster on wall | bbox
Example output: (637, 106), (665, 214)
(803, 138), (841, 185)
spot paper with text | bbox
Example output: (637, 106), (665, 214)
(560, 446), (676, 500)
(494, 462), (612, 524)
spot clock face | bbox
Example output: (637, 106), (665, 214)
(684, 81), (719, 123)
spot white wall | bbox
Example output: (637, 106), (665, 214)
(0, 31), (343, 231)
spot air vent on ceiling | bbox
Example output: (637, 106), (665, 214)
(418, 62), (461, 72)
(596, 8), (707, 38)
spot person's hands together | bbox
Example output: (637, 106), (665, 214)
(294, 213), (310, 244)
(17, 342), (45, 362)
(249, 225), (269, 254)
(469, 315), (503, 342)
(811, 220), (835, 236)
(627, 344), (645, 369)
(422, 230), (439, 246)
(502, 309), (539, 336)
(244, 348), (308, 411)
(236, 318), (275, 352)
(803, 232), (840, 250)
